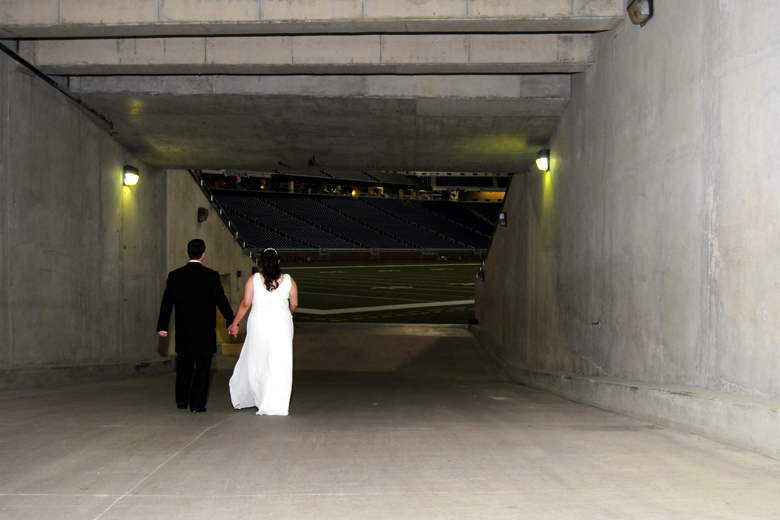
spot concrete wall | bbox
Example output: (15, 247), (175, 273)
(475, 1), (780, 458)
(0, 50), (170, 388)
(164, 169), (257, 353)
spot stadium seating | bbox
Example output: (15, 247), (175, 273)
(407, 200), (494, 236)
(222, 209), (312, 250)
(211, 189), (492, 251)
(258, 193), (410, 249)
(276, 170), (332, 179)
(213, 191), (357, 250)
(366, 172), (420, 186)
(406, 175), (432, 186)
(435, 176), (495, 188)
(464, 202), (502, 224)
(327, 171), (375, 183)
(365, 198), (490, 249)
(316, 196), (462, 250)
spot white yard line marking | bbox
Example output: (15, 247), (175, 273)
(296, 299), (475, 315)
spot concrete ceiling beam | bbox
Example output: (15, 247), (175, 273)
(69, 74), (570, 104)
(0, 0), (624, 39)
(25, 34), (593, 75)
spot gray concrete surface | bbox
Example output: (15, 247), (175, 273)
(0, 0), (623, 38)
(472, 324), (780, 461)
(0, 49), (168, 387)
(26, 34), (593, 75)
(475, 0), (780, 458)
(70, 74), (571, 100)
(2, 323), (779, 519)
(64, 75), (567, 172)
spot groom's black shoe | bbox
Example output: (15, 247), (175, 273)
(191, 408), (207, 413)
(177, 402), (188, 409)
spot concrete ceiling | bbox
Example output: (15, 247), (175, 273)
(0, 0), (625, 172)
(68, 74), (567, 172)
(77, 92), (561, 172)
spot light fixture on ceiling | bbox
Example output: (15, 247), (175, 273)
(536, 149), (550, 172)
(627, 0), (653, 26)
(123, 165), (139, 186)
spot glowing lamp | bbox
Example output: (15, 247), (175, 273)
(123, 165), (139, 186)
(627, 0), (653, 26)
(536, 150), (550, 172)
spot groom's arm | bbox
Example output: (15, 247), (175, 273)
(157, 275), (175, 334)
(211, 273), (235, 327)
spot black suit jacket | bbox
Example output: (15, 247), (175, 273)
(156, 262), (235, 355)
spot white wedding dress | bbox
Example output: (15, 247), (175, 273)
(229, 273), (293, 415)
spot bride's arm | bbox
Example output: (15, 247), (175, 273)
(289, 277), (298, 314)
(229, 276), (254, 334)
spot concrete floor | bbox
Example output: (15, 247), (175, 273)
(2, 324), (779, 519)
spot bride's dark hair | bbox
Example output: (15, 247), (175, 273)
(259, 249), (281, 292)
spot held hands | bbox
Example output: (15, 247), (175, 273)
(159, 325), (236, 337)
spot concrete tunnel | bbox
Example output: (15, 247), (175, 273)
(1, 1), (780, 518)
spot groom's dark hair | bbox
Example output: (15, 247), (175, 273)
(187, 239), (206, 259)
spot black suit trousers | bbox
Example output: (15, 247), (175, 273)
(176, 353), (212, 411)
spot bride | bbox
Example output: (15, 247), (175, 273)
(228, 248), (298, 415)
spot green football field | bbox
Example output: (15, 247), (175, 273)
(285, 262), (480, 324)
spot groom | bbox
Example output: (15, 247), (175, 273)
(157, 239), (235, 413)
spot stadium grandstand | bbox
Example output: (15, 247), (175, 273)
(435, 176), (495, 188)
(463, 202), (501, 225)
(193, 168), (506, 259)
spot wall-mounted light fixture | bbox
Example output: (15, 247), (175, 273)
(123, 165), (139, 186)
(477, 265), (485, 282)
(536, 150), (550, 172)
(197, 207), (209, 223)
(499, 212), (507, 226)
(627, 0), (653, 26)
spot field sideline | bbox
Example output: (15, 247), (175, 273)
(285, 263), (480, 324)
